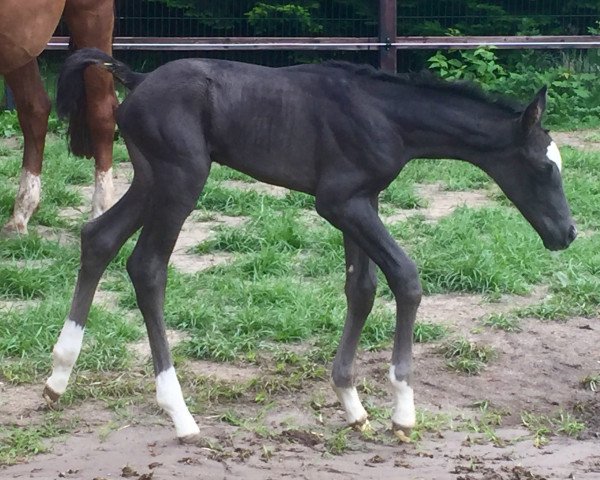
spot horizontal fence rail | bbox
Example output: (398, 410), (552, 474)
(48, 35), (600, 51)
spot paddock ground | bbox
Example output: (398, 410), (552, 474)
(1, 130), (599, 479)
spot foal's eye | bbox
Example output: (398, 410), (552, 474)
(543, 162), (554, 176)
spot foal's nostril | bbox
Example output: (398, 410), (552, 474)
(568, 225), (577, 242)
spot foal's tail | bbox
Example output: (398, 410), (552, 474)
(56, 48), (147, 156)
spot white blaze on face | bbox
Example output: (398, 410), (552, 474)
(389, 365), (416, 428)
(332, 386), (368, 425)
(45, 319), (84, 395)
(91, 168), (114, 218)
(547, 141), (562, 172)
(156, 366), (200, 438)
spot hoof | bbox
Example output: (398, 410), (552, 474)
(42, 385), (61, 407)
(350, 417), (371, 433)
(0, 221), (26, 237)
(392, 423), (412, 443)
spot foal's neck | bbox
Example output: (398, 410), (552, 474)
(383, 86), (519, 164)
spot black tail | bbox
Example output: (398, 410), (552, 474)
(56, 48), (147, 157)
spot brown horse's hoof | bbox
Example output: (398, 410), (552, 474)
(0, 221), (27, 237)
(42, 385), (61, 407)
(392, 423), (412, 443)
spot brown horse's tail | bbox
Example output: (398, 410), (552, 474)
(56, 48), (146, 157)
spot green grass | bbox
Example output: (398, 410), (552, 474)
(413, 322), (448, 342)
(438, 338), (496, 375)
(0, 417), (67, 465)
(481, 313), (522, 332)
(0, 300), (142, 383)
(521, 410), (586, 447)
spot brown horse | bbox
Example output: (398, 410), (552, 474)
(0, 0), (116, 234)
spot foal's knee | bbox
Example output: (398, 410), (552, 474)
(345, 270), (377, 303)
(80, 222), (117, 271)
(388, 259), (422, 307)
(126, 252), (164, 293)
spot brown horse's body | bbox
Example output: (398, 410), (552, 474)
(0, 0), (116, 234)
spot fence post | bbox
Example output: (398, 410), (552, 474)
(379, 0), (397, 72)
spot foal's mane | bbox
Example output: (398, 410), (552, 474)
(321, 61), (524, 115)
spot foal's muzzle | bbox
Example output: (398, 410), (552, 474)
(544, 223), (577, 251)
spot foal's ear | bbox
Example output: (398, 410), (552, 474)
(521, 86), (548, 132)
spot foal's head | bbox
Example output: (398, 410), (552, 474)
(481, 87), (576, 251)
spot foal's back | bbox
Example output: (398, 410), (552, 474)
(118, 59), (392, 195)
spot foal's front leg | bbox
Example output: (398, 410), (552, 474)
(125, 156), (208, 441)
(317, 192), (420, 440)
(331, 236), (377, 429)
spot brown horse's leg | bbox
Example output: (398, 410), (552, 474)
(2, 59), (50, 235)
(64, 0), (117, 218)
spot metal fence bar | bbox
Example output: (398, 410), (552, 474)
(47, 35), (600, 51)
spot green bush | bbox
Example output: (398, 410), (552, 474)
(428, 47), (600, 128)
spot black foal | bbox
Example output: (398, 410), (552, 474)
(45, 48), (576, 443)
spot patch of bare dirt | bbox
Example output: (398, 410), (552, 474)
(33, 225), (77, 246)
(2, 414), (598, 479)
(169, 214), (244, 274)
(183, 359), (262, 384)
(222, 179), (289, 198)
(553, 129), (600, 152)
(130, 329), (191, 361)
(384, 183), (493, 224)
(3, 299), (599, 479)
(0, 298), (39, 312)
(414, 287), (548, 327)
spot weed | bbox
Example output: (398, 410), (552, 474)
(580, 373), (600, 392)
(0, 412), (72, 465)
(439, 338), (496, 375)
(410, 409), (453, 442)
(521, 410), (586, 447)
(325, 427), (351, 455)
(413, 322), (448, 342)
(481, 313), (522, 332)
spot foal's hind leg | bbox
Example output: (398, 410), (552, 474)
(125, 155), (209, 441)
(2, 60), (50, 235)
(43, 143), (151, 403)
(316, 192), (421, 440)
(332, 234), (377, 429)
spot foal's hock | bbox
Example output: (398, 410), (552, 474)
(46, 48), (576, 443)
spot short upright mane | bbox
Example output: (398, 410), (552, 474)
(321, 61), (524, 115)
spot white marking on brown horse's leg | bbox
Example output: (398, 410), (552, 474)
(156, 366), (200, 439)
(389, 364), (416, 439)
(91, 167), (114, 218)
(44, 319), (84, 399)
(3, 169), (41, 234)
(333, 385), (368, 427)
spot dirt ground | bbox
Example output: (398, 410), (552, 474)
(1, 130), (600, 479)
